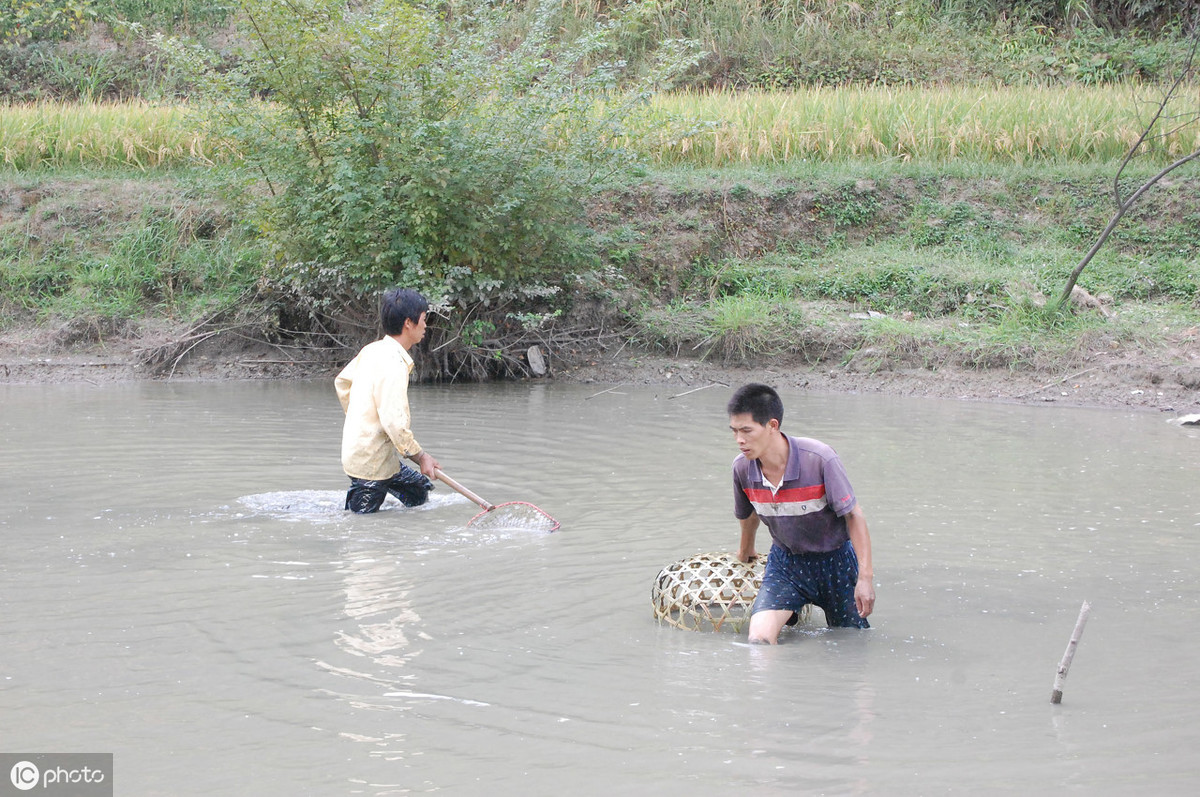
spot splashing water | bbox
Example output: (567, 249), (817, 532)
(236, 490), (459, 523)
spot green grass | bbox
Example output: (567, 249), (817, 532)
(612, 160), (1200, 372)
(4, 159), (1198, 379)
(0, 169), (260, 323)
(637, 294), (811, 362)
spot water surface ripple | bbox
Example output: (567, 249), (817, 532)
(2, 380), (1199, 794)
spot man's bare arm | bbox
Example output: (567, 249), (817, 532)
(738, 514), (761, 562)
(845, 506), (875, 618)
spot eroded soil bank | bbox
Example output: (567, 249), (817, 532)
(3, 170), (1199, 414)
(3, 319), (1199, 415)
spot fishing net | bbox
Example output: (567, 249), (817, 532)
(651, 551), (812, 633)
(467, 501), (560, 533)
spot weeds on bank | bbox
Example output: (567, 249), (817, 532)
(633, 290), (1154, 373)
(697, 252), (1015, 319)
(0, 182), (261, 322)
(637, 294), (810, 362)
(630, 183), (1200, 372)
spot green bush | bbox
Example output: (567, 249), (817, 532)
(0, 0), (94, 44)
(162, 0), (700, 320)
(101, 0), (235, 30)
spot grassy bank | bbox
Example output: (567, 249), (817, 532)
(0, 168), (259, 324)
(4, 159), (1197, 379)
(592, 160), (1199, 373)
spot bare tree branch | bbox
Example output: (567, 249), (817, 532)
(1057, 26), (1200, 307)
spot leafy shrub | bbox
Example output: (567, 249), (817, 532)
(0, 0), (94, 44)
(102, 0), (235, 31)
(162, 0), (700, 327)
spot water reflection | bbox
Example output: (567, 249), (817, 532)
(336, 555), (422, 669)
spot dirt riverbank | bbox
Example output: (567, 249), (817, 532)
(5, 170), (1200, 416)
(4, 320), (1199, 415)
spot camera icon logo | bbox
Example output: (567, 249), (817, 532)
(9, 760), (39, 791)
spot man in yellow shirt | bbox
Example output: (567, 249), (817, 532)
(335, 288), (442, 514)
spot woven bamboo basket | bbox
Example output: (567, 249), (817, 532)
(651, 551), (765, 632)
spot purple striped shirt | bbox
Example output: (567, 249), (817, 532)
(732, 434), (857, 554)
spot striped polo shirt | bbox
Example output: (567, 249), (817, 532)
(732, 434), (858, 554)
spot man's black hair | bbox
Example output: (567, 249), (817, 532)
(727, 383), (784, 427)
(380, 288), (428, 336)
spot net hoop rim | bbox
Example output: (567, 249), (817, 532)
(467, 501), (560, 532)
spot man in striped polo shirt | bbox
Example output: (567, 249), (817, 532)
(729, 383), (875, 644)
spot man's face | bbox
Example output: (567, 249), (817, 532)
(729, 412), (777, 461)
(405, 311), (428, 342)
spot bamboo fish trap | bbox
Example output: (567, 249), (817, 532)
(651, 552), (765, 632)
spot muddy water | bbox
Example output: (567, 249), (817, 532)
(2, 380), (1199, 795)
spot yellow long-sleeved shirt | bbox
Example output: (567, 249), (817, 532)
(335, 336), (422, 480)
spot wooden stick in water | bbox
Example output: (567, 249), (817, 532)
(1051, 600), (1092, 704)
(584, 384), (626, 400)
(434, 469), (494, 511)
(667, 382), (727, 400)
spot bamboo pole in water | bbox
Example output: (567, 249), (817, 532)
(1051, 600), (1092, 704)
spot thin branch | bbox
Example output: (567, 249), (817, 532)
(1058, 148), (1200, 306)
(667, 382), (726, 400)
(1012, 367), (1100, 399)
(585, 384), (626, 400)
(166, 330), (220, 379)
(1113, 31), (1200, 207)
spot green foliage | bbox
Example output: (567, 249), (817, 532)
(0, 0), (94, 44)
(997, 295), (1081, 334)
(162, 0), (700, 318)
(1042, 251), (1199, 301)
(908, 199), (983, 247)
(587, 0), (1198, 89)
(813, 184), (880, 228)
(0, 0), (232, 44)
(459, 318), (496, 349)
(101, 0), (235, 31)
(3, 0), (1198, 104)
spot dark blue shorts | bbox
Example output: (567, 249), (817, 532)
(345, 464), (433, 514)
(753, 540), (869, 629)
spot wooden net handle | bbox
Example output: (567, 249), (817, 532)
(434, 469), (495, 511)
